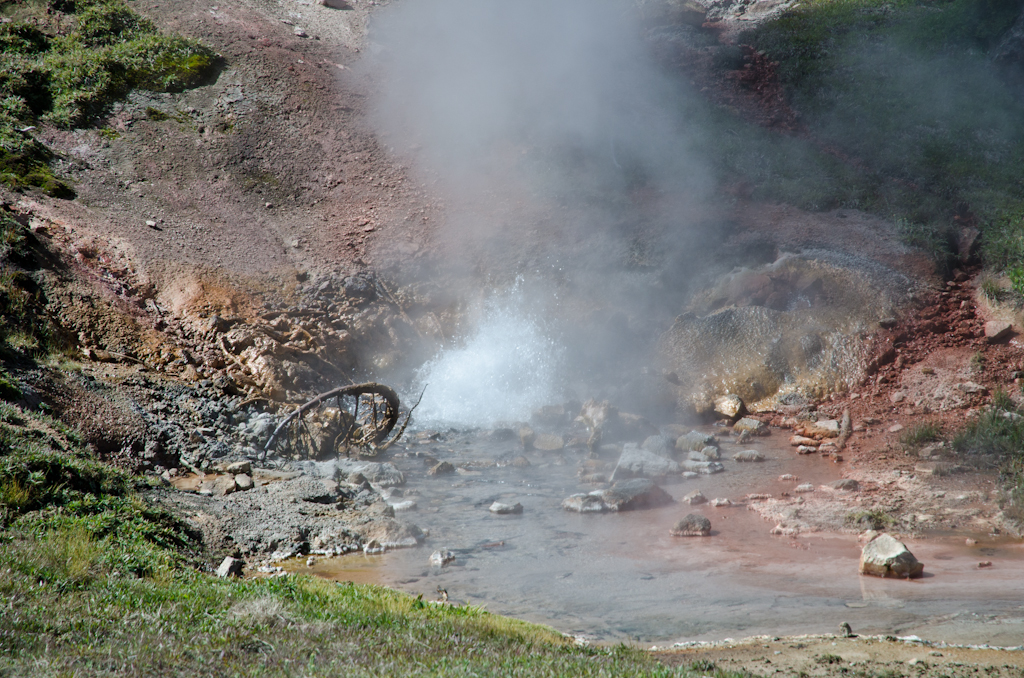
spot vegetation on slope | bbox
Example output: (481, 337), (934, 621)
(0, 0), (216, 196)
(739, 0), (1024, 267)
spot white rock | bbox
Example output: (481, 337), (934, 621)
(733, 449), (765, 462)
(489, 501), (523, 514)
(216, 556), (244, 578)
(859, 533), (924, 578)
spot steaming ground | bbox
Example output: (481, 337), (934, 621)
(412, 288), (564, 427)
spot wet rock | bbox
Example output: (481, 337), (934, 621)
(611, 443), (680, 480)
(803, 419), (840, 439)
(829, 479), (860, 491)
(490, 428), (516, 442)
(519, 427), (536, 449)
(670, 513), (711, 537)
(390, 499), (417, 512)
(428, 461), (455, 476)
(710, 498), (732, 507)
(234, 473), (254, 491)
(363, 519), (425, 549)
(641, 435), (673, 456)
(429, 549), (455, 567)
(335, 460), (405, 487)
(489, 501), (523, 514)
(985, 320), (1012, 343)
(859, 533), (924, 578)
(797, 445), (817, 454)
(681, 460), (725, 474)
(688, 448), (719, 462)
(561, 493), (608, 513)
(533, 433), (565, 451)
(714, 394), (745, 419)
(595, 478), (673, 511)
(790, 435), (817, 446)
(676, 430), (718, 453)
(733, 449), (765, 462)
(733, 417), (768, 436)
(363, 538), (385, 555)
(682, 490), (707, 505)
(779, 474), (797, 481)
(794, 483), (814, 493)
(216, 556), (244, 578)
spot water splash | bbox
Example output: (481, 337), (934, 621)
(413, 290), (562, 427)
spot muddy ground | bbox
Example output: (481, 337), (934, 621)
(4, 0), (1024, 670)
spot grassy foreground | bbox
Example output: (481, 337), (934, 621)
(0, 396), (732, 677)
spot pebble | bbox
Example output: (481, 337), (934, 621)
(489, 501), (523, 514)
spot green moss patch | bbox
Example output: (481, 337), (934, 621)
(0, 0), (217, 197)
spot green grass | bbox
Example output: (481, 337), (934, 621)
(0, 0), (216, 197)
(0, 397), (727, 677)
(740, 0), (1024, 268)
(953, 397), (1024, 524)
(898, 421), (943, 451)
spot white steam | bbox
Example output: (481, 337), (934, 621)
(413, 291), (563, 427)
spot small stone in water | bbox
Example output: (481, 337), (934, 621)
(670, 513), (711, 537)
(429, 549), (455, 567)
(489, 501), (523, 514)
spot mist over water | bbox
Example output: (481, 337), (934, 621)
(412, 289), (563, 427)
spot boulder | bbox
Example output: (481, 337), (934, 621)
(519, 426), (536, 449)
(688, 446), (721, 461)
(794, 483), (814, 493)
(710, 498), (732, 507)
(790, 435), (818, 446)
(985, 320), (1013, 343)
(489, 501), (523, 514)
(733, 449), (765, 462)
(611, 443), (681, 480)
(226, 460), (252, 474)
(199, 474), (236, 497)
(803, 419), (840, 439)
(641, 435), (673, 457)
(859, 534), (924, 578)
(216, 556), (244, 578)
(676, 430), (718, 453)
(561, 493), (608, 513)
(681, 460), (725, 474)
(335, 459), (405, 487)
(363, 519), (425, 549)
(670, 514), (711, 536)
(595, 479), (673, 511)
(429, 549), (455, 567)
(714, 394), (745, 419)
(829, 479), (860, 491)
(733, 417), (768, 436)
(234, 473), (254, 491)
(682, 490), (707, 505)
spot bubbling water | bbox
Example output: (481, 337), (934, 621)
(413, 290), (562, 427)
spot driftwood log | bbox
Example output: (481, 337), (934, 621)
(261, 382), (420, 461)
